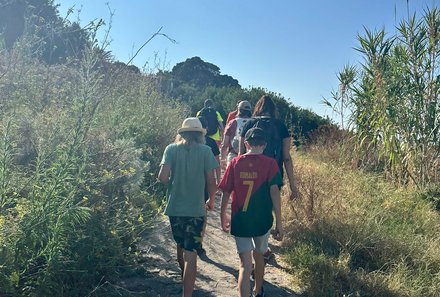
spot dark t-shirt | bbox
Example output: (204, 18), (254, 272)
(240, 117), (290, 177)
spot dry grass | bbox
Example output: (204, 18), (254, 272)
(281, 150), (440, 297)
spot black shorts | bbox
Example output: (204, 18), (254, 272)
(169, 216), (205, 252)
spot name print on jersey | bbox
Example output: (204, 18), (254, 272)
(240, 171), (258, 179)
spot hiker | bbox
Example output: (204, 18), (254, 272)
(219, 127), (283, 297)
(158, 117), (218, 297)
(199, 116), (221, 185)
(239, 95), (299, 200)
(239, 95), (300, 261)
(197, 116), (221, 256)
(221, 100), (252, 168)
(225, 101), (241, 125)
(196, 99), (224, 148)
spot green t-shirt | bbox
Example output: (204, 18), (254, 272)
(161, 143), (219, 217)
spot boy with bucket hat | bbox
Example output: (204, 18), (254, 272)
(218, 127), (283, 297)
(158, 117), (219, 297)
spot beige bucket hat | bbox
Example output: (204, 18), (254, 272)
(177, 117), (206, 135)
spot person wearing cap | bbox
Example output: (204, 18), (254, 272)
(218, 127), (283, 297)
(238, 95), (300, 264)
(196, 99), (224, 148)
(158, 117), (219, 297)
(221, 100), (252, 168)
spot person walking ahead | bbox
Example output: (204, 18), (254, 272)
(221, 100), (252, 167)
(239, 95), (299, 200)
(239, 94), (299, 263)
(197, 99), (224, 148)
(197, 116), (221, 256)
(158, 117), (218, 297)
(219, 127), (283, 297)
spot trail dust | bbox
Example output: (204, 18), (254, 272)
(120, 197), (299, 296)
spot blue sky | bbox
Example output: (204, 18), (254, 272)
(57, 0), (438, 119)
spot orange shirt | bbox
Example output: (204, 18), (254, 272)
(226, 111), (237, 125)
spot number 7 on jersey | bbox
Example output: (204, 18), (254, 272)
(242, 180), (254, 212)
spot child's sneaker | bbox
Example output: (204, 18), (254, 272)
(263, 248), (274, 262)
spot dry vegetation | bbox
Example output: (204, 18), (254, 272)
(282, 142), (440, 296)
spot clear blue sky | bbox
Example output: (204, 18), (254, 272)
(57, 0), (438, 119)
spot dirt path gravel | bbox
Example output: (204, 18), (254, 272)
(120, 198), (299, 296)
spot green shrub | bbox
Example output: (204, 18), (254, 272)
(0, 33), (186, 295)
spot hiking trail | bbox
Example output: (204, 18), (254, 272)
(120, 198), (299, 296)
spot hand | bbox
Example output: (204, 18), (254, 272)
(289, 182), (300, 201)
(205, 199), (215, 211)
(271, 225), (283, 241)
(221, 215), (230, 233)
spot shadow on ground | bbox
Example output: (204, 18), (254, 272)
(118, 200), (300, 296)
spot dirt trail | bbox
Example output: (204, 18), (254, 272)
(120, 199), (299, 296)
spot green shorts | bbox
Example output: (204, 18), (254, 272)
(169, 216), (204, 252)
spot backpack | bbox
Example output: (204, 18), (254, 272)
(199, 107), (219, 136)
(252, 117), (282, 164)
(231, 117), (250, 153)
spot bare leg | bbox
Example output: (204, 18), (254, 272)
(238, 251), (253, 297)
(253, 250), (265, 295)
(201, 210), (207, 239)
(177, 246), (184, 276)
(182, 250), (197, 297)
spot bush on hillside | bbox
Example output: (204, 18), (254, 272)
(158, 58), (331, 142)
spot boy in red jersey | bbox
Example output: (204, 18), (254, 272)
(218, 127), (283, 297)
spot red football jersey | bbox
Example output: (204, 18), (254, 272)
(219, 154), (282, 237)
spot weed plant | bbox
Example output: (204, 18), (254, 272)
(0, 29), (186, 296)
(283, 150), (440, 297)
(325, 8), (440, 187)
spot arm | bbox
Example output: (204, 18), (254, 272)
(158, 164), (171, 184)
(282, 137), (299, 200)
(220, 191), (231, 232)
(205, 169), (217, 211)
(214, 155), (221, 184)
(220, 135), (230, 168)
(270, 184), (283, 240)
